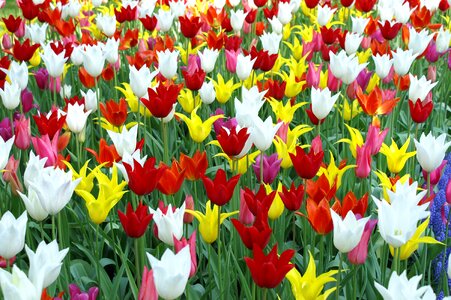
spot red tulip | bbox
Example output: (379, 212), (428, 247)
(242, 185), (276, 216)
(179, 16), (202, 39)
(100, 98), (128, 128)
(118, 202), (152, 238)
(202, 169), (240, 206)
(408, 99), (433, 123)
(114, 5), (138, 23)
(355, 0), (377, 12)
(290, 136), (324, 179)
(124, 158), (167, 196)
(245, 244), (295, 288)
(141, 84), (182, 118)
(139, 15), (158, 32)
(279, 182), (304, 211)
(182, 68), (206, 91)
(304, 0), (320, 8)
(2, 15), (22, 33)
(378, 20), (402, 41)
(12, 39), (40, 62)
(232, 206), (272, 250)
(216, 126), (250, 158)
(19, 0), (39, 21)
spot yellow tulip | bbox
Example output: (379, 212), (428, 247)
(99, 119), (138, 133)
(283, 37), (304, 61)
(339, 98), (362, 121)
(389, 217), (443, 260)
(379, 138), (416, 174)
(64, 160), (105, 195)
(337, 124), (364, 158)
(279, 72), (305, 98)
(356, 48), (372, 64)
(216, 151), (260, 175)
(175, 105), (223, 143)
(366, 73), (380, 93)
(374, 171), (411, 202)
(77, 165), (127, 224)
(186, 200), (238, 244)
(178, 88), (201, 114)
(286, 251), (338, 300)
(212, 73), (241, 104)
(286, 56), (308, 79)
(273, 125), (312, 169)
(29, 49), (41, 67)
(294, 24), (314, 43)
(264, 182), (284, 220)
(317, 152), (355, 189)
(269, 99), (307, 123)
(243, 71), (265, 89)
(116, 83), (152, 117)
(175, 42), (203, 65)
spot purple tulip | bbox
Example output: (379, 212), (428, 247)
(253, 153), (282, 184)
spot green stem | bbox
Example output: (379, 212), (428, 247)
(96, 224), (101, 285)
(259, 151), (264, 184)
(217, 206), (223, 300)
(441, 209), (451, 295)
(162, 121), (169, 164)
(134, 238), (141, 286)
(393, 247), (400, 275)
(52, 215), (57, 241)
(336, 252), (343, 300)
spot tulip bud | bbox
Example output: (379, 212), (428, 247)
(14, 116), (31, 150)
(239, 189), (255, 225)
(2, 34), (12, 49)
(183, 195), (194, 223)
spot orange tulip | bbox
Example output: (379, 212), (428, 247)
(157, 161), (185, 195)
(179, 151), (208, 181)
(356, 86), (399, 116)
(86, 139), (121, 168)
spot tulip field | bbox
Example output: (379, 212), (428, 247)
(0, 0), (451, 299)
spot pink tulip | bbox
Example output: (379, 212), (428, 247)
(348, 219), (377, 264)
(183, 195), (194, 223)
(15, 21), (25, 38)
(239, 189), (255, 225)
(14, 116), (31, 150)
(446, 179), (451, 205)
(355, 144), (372, 179)
(422, 160), (447, 186)
(2, 155), (23, 196)
(327, 65), (341, 91)
(0, 0), (5, 8)
(225, 49), (239, 73)
(173, 231), (197, 277)
(365, 125), (388, 155)
(306, 62), (322, 88)
(427, 65), (437, 82)
(31, 133), (59, 167)
(275, 122), (289, 143)
(2, 34), (12, 49)
(138, 267), (158, 300)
